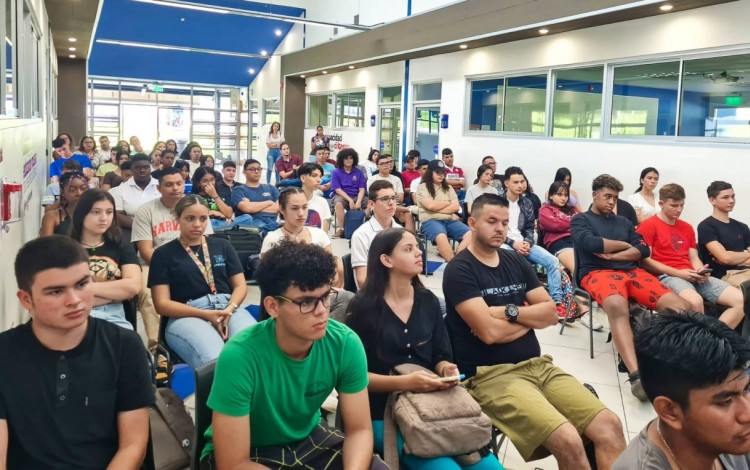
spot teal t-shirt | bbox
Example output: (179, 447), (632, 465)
(201, 318), (368, 456)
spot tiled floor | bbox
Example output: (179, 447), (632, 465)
(170, 236), (657, 470)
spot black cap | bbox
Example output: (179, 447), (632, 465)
(417, 159), (430, 167)
(428, 159), (446, 172)
(52, 138), (65, 149)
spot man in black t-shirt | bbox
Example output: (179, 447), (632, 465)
(0, 236), (153, 469)
(443, 194), (624, 468)
(697, 181), (750, 290)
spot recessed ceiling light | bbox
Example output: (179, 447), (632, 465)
(69, 47), (76, 51)
(69, 55), (76, 59)
(300, 74), (306, 78)
(260, 50), (267, 56)
(660, 4), (673, 11)
(322, 71), (328, 74)
(180, 17), (185, 22)
(348, 65), (354, 69)
(68, 37), (76, 42)
(459, 44), (468, 49)
(248, 68), (255, 74)
(275, 29), (282, 37)
(539, 28), (549, 34)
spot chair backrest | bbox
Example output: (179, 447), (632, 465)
(572, 241), (583, 287)
(461, 201), (469, 225)
(342, 253), (357, 293)
(192, 360), (217, 470)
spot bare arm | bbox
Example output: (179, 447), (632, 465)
(419, 197), (452, 212)
(338, 389), (376, 469)
(0, 419), (7, 470)
(39, 211), (57, 236)
(91, 264), (142, 302)
(354, 266), (366, 289)
(454, 297), (531, 345)
(704, 240), (750, 266)
(117, 211), (133, 229)
(596, 246), (643, 262)
(106, 408), (149, 470)
(236, 199), (277, 215)
(136, 241), (155, 265)
(601, 239), (633, 253)
(212, 412), (269, 470)
(226, 273), (248, 312)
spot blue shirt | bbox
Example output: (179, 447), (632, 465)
(231, 184), (279, 216)
(49, 155), (93, 179)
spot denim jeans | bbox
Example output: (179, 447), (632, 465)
(211, 214), (256, 230)
(90, 302), (133, 331)
(501, 243), (563, 304)
(266, 148), (281, 184)
(165, 293), (257, 368)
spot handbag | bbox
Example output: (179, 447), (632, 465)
(383, 364), (492, 469)
(149, 387), (196, 470)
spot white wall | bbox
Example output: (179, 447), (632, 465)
(402, 0), (750, 228)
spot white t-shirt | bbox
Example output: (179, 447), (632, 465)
(465, 184), (499, 207)
(367, 174), (404, 194)
(507, 198), (523, 242)
(188, 161), (200, 178)
(410, 177), (423, 194)
(306, 195), (332, 229)
(260, 226), (331, 255)
(351, 217), (402, 289)
(111, 177), (160, 217)
(628, 192), (661, 219)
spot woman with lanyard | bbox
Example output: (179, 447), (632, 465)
(40, 171), (89, 236)
(148, 195), (256, 368)
(346, 228), (503, 470)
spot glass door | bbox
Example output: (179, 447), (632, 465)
(413, 106), (440, 161)
(378, 106), (400, 157)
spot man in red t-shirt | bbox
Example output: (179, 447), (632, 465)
(441, 148), (465, 197)
(400, 152), (421, 203)
(638, 183), (746, 328)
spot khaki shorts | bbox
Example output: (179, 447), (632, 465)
(465, 355), (607, 462)
(722, 269), (750, 288)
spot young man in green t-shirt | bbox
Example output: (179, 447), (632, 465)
(201, 240), (387, 469)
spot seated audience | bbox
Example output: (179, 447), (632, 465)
(331, 148), (367, 238)
(216, 160), (237, 199)
(637, 183), (746, 328)
(41, 171), (88, 236)
(409, 158), (429, 195)
(111, 154), (159, 234)
(200, 240), (386, 470)
(480, 156), (504, 189)
(545, 167), (582, 211)
(520, 170), (542, 219)
(444, 194), (625, 468)
(173, 159), (192, 192)
(613, 311), (750, 469)
(149, 195), (254, 368)
(441, 148), (466, 199)
(50, 139), (93, 182)
(628, 167), (660, 224)
(697, 181), (750, 289)
(104, 161), (132, 208)
(100, 148), (130, 190)
(231, 158), (280, 235)
(312, 146), (335, 196)
(180, 141), (203, 178)
(298, 162), (332, 231)
(465, 164), (499, 213)
(98, 135), (112, 163)
(502, 166), (566, 318)
(191, 166), (239, 229)
(42, 159), (82, 212)
(348, 227), (503, 469)
(70, 189), (141, 330)
(416, 159), (471, 261)
(352, 180), (402, 288)
(0, 236), (153, 468)
(367, 153), (415, 233)
(571, 174), (688, 400)
(149, 148), (162, 173)
(261, 187), (353, 320)
(275, 143), (302, 183)
(364, 149), (379, 177)
(400, 152), (421, 203)
(95, 148), (120, 186)
(151, 148), (176, 181)
(129, 135), (145, 154)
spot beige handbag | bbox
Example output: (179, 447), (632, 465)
(383, 363), (492, 469)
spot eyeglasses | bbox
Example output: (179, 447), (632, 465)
(378, 161), (394, 166)
(246, 167), (262, 172)
(274, 289), (337, 314)
(376, 196), (398, 204)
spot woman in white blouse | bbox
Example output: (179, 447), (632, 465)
(628, 167), (660, 224)
(266, 121), (284, 185)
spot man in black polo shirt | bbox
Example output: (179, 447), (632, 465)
(443, 194), (625, 468)
(0, 235), (154, 469)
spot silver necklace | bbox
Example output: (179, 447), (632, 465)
(657, 419), (721, 470)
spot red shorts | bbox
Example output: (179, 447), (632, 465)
(580, 268), (672, 310)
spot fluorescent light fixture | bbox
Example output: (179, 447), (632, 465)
(130, 0), (373, 31)
(69, 55), (76, 58)
(459, 44), (468, 49)
(69, 47), (76, 51)
(660, 4), (673, 11)
(275, 29), (282, 37)
(96, 38), (272, 58)
(539, 28), (549, 34)
(68, 37), (77, 42)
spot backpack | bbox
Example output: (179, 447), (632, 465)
(344, 210), (365, 239)
(211, 226), (263, 279)
(148, 387), (195, 470)
(383, 364), (492, 469)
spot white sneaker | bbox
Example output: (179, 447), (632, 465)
(580, 312), (603, 331)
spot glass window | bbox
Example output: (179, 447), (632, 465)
(335, 91), (365, 127)
(611, 62), (679, 137)
(249, 99), (259, 157)
(307, 94), (331, 127)
(4, 0), (15, 115)
(414, 82), (441, 101)
(193, 88), (216, 108)
(263, 98), (279, 125)
(468, 78), (504, 131)
(504, 74), (547, 133)
(379, 86), (401, 103)
(680, 54), (750, 138)
(552, 66), (604, 138)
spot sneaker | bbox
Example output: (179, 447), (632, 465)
(568, 301), (586, 319)
(579, 311), (604, 331)
(628, 372), (648, 402)
(557, 303), (574, 323)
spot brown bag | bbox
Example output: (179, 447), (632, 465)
(383, 364), (492, 469)
(149, 388), (195, 470)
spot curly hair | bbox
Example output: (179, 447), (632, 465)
(336, 148), (359, 168)
(256, 239), (336, 297)
(592, 174), (623, 192)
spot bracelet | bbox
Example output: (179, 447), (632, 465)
(229, 302), (239, 312)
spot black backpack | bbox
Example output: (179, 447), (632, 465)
(210, 226), (263, 280)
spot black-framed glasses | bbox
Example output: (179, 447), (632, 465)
(274, 289), (337, 314)
(376, 196), (398, 204)
(246, 167), (262, 172)
(378, 160), (394, 166)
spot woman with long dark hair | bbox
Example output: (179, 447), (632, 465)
(75, 135), (101, 169)
(628, 167), (660, 224)
(41, 171), (89, 236)
(70, 189), (141, 330)
(465, 164), (499, 213)
(545, 167), (582, 211)
(148, 195), (256, 368)
(347, 228), (503, 469)
(266, 121), (284, 184)
(190, 166), (235, 229)
(364, 149), (379, 177)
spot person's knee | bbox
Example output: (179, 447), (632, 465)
(602, 296), (629, 317)
(460, 230), (471, 241)
(587, 410), (624, 443)
(658, 292), (691, 311)
(547, 423), (585, 453)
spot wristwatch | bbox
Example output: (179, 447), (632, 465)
(505, 304), (519, 323)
